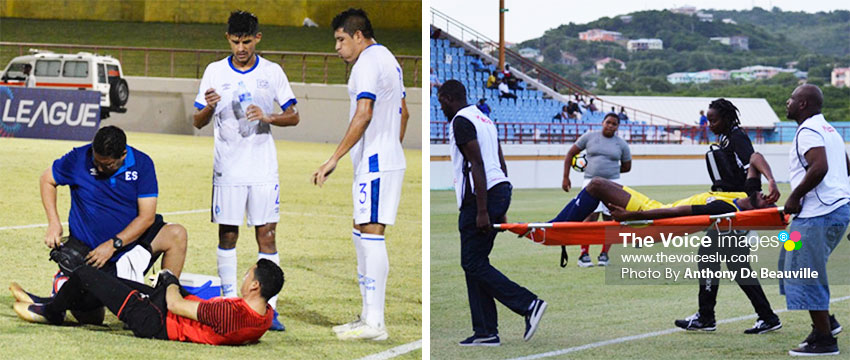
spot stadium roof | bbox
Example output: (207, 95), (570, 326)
(595, 95), (781, 128)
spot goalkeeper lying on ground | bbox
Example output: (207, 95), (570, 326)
(550, 166), (775, 223)
(11, 258), (283, 345)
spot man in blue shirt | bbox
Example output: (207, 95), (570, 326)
(19, 126), (188, 323)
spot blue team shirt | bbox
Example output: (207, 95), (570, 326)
(52, 144), (158, 261)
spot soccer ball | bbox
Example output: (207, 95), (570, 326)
(572, 152), (588, 172)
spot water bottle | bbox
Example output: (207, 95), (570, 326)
(234, 80), (256, 136)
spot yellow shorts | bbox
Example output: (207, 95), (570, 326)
(623, 186), (665, 212)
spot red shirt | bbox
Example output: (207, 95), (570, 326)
(166, 296), (273, 345)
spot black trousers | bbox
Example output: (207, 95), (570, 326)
(47, 266), (169, 340)
(697, 229), (776, 320)
(459, 183), (536, 335)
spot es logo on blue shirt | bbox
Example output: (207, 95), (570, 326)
(124, 171), (138, 181)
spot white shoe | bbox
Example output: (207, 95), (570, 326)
(336, 321), (389, 341)
(332, 316), (363, 334)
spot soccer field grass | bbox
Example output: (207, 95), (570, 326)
(431, 186), (850, 359)
(0, 133), (421, 359)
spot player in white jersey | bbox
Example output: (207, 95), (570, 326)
(312, 9), (408, 341)
(192, 10), (299, 331)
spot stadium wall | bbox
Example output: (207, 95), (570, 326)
(430, 144), (850, 189)
(0, 0), (421, 29)
(108, 76), (422, 148)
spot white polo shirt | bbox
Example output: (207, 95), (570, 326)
(789, 114), (850, 218)
(194, 55), (297, 185)
(348, 43), (406, 176)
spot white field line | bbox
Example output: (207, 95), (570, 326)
(507, 295), (850, 360)
(355, 340), (422, 360)
(0, 207), (416, 231)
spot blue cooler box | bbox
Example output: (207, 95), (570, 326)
(179, 273), (221, 300)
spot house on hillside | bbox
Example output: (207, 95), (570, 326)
(619, 15), (633, 23)
(701, 69), (730, 81)
(670, 6), (697, 16)
(667, 72), (711, 84)
(595, 57), (626, 73)
(832, 68), (850, 88)
(709, 36), (749, 51)
(627, 38), (663, 52)
(559, 51), (579, 65)
(579, 29), (623, 42)
(519, 47), (543, 62)
(696, 12), (713, 22)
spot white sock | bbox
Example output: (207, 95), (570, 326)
(352, 229), (367, 320)
(258, 251), (280, 310)
(360, 233), (388, 329)
(217, 247), (238, 298)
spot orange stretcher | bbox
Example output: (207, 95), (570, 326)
(494, 207), (791, 247)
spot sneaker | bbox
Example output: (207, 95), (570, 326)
(459, 334), (500, 347)
(333, 316), (362, 334)
(14, 302), (64, 325)
(269, 310), (285, 331)
(577, 253), (593, 268)
(790, 332), (839, 356)
(9, 282), (38, 304)
(523, 298), (547, 341)
(800, 316), (843, 347)
(674, 312), (716, 331)
(336, 321), (388, 341)
(744, 317), (782, 334)
(597, 252), (609, 266)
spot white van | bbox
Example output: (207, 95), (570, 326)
(1, 50), (129, 118)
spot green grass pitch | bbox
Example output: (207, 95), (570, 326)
(430, 185), (850, 359)
(0, 133), (421, 359)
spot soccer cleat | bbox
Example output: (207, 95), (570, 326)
(14, 302), (64, 325)
(597, 252), (610, 266)
(790, 332), (839, 356)
(9, 282), (38, 304)
(799, 316), (843, 347)
(268, 310), (285, 331)
(524, 298), (547, 341)
(674, 312), (716, 331)
(577, 253), (593, 268)
(333, 316), (363, 334)
(459, 334), (500, 347)
(744, 317), (782, 334)
(336, 321), (388, 341)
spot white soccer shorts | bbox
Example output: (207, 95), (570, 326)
(352, 170), (404, 225)
(581, 178), (621, 216)
(211, 184), (280, 226)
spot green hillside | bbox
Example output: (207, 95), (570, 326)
(710, 7), (850, 57)
(516, 9), (849, 121)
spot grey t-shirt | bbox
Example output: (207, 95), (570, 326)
(575, 131), (631, 179)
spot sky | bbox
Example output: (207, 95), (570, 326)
(429, 0), (850, 43)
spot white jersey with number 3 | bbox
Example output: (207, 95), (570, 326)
(194, 55), (297, 185)
(348, 44), (406, 175)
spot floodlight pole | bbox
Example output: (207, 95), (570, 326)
(499, 0), (506, 71)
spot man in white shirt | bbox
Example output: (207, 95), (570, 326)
(312, 8), (408, 341)
(782, 84), (850, 356)
(23, 64), (36, 88)
(438, 79), (546, 347)
(498, 81), (516, 100)
(192, 10), (299, 332)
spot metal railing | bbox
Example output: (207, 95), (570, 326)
(0, 42), (421, 87)
(429, 8), (692, 129)
(430, 120), (850, 145)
